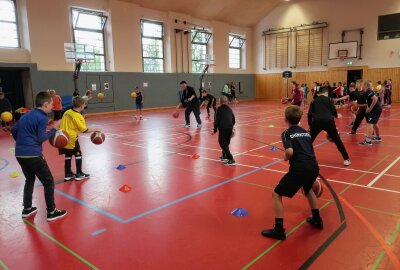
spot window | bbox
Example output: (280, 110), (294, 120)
(263, 32), (290, 69)
(141, 20), (164, 73)
(72, 8), (107, 71)
(0, 0), (19, 48)
(295, 28), (326, 67)
(229, 34), (245, 69)
(191, 30), (212, 73)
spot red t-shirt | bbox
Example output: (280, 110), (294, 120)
(292, 87), (303, 102)
(52, 95), (62, 110)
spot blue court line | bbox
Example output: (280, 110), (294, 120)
(54, 189), (125, 223)
(122, 158), (284, 223)
(51, 110), (400, 225)
(91, 229), (107, 236)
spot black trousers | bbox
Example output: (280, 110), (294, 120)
(352, 108), (366, 132)
(206, 103), (217, 118)
(185, 103), (202, 125)
(17, 157), (56, 212)
(218, 128), (233, 160)
(310, 119), (349, 160)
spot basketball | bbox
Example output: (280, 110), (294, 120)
(172, 111), (179, 118)
(302, 178), (323, 198)
(97, 92), (105, 100)
(1, 111), (13, 122)
(49, 130), (69, 148)
(350, 103), (359, 113)
(90, 131), (105, 145)
(131, 92), (137, 98)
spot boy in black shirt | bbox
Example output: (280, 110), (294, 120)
(308, 86), (351, 166)
(262, 106), (322, 240)
(176, 81), (202, 128)
(200, 90), (217, 120)
(211, 95), (236, 166)
(359, 81), (382, 145)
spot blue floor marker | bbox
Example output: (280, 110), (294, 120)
(231, 208), (249, 217)
(116, 164), (127, 170)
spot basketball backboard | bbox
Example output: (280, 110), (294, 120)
(328, 41), (358, 60)
(64, 42), (96, 63)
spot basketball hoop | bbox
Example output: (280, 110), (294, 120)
(199, 54), (215, 66)
(337, 49), (348, 61)
(64, 43), (96, 63)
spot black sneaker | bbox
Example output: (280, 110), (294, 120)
(348, 131), (356, 135)
(64, 173), (75, 182)
(224, 160), (236, 166)
(219, 156), (228, 162)
(261, 226), (286, 240)
(75, 172), (90, 181)
(22, 207), (38, 218)
(372, 136), (382, 142)
(359, 140), (372, 146)
(306, 217), (324, 229)
(47, 208), (67, 221)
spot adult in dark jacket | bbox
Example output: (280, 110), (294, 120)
(308, 86), (351, 166)
(176, 81), (202, 128)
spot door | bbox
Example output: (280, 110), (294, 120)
(347, 69), (363, 85)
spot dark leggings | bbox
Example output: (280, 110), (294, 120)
(218, 128), (233, 160)
(352, 108), (366, 132)
(310, 119), (349, 160)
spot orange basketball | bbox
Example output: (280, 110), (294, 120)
(302, 178), (323, 198)
(49, 130), (69, 148)
(131, 92), (137, 98)
(90, 131), (105, 145)
(350, 103), (359, 113)
(172, 111), (179, 118)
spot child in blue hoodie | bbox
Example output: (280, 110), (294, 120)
(11, 91), (67, 221)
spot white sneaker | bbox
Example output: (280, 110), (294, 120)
(197, 124), (202, 128)
(344, 159), (351, 166)
(184, 124), (190, 128)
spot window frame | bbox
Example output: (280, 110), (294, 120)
(229, 34), (246, 69)
(71, 7), (108, 71)
(140, 19), (165, 73)
(191, 29), (212, 73)
(0, 0), (20, 48)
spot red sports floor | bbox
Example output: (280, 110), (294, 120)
(0, 100), (399, 270)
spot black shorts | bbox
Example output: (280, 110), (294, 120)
(59, 141), (82, 156)
(365, 108), (382, 124)
(274, 166), (319, 198)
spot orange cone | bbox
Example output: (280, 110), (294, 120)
(119, 184), (132, 193)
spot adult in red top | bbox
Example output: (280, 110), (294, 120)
(291, 81), (303, 106)
(49, 89), (62, 120)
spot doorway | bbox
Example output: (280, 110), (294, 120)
(347, 69), (363, 85)
(0, 68), (33, 110)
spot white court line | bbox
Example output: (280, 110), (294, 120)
(367, 156), (400, 187)
(122, 142), (400, 195)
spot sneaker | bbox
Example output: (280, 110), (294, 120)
(359, 140), (372, 146)
(197, 124), (202, 128)
(75, 172), (90, 181)
(224, 160), (236, 166)
(64, 173), (75, 182)
(261, 226), (286, 240)
(372, 136), (382, 142)
(306, 217), (324, 229)
(219, 156), (228, 162)
(22, 207), (38, 218)
(184, 124), (190, 128)
(344, 159), (351, 166)
(47, 208), (67, 221)
(348, 131), (356, 135)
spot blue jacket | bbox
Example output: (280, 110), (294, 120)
(11, 108), (57, 157)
